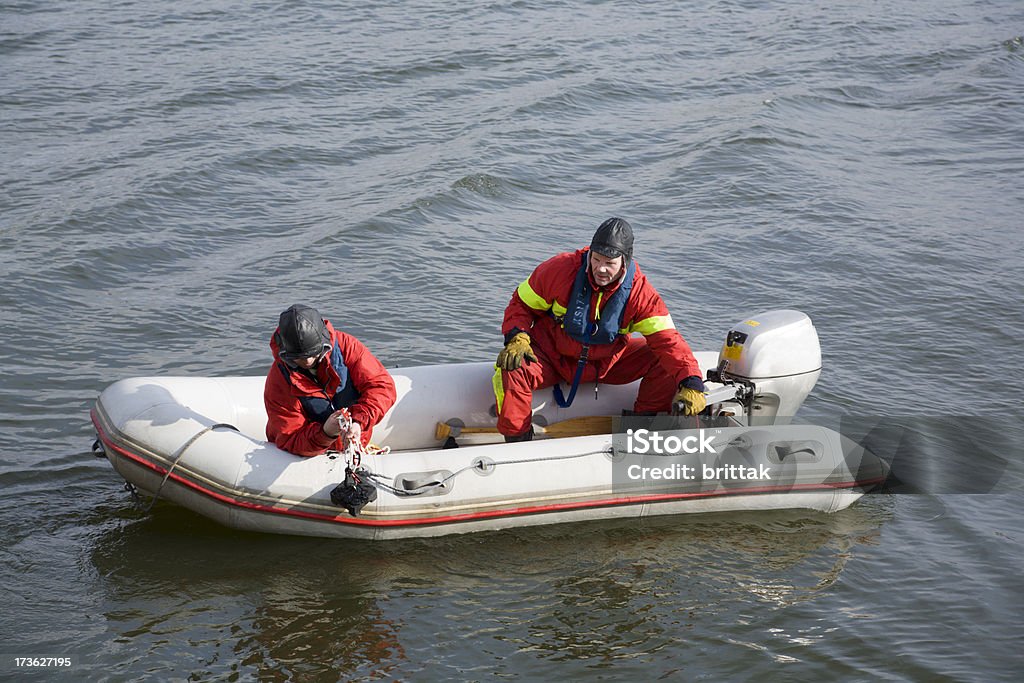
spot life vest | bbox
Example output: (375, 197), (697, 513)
(560, 251), (635, 345)
(277, 341), (361, 424)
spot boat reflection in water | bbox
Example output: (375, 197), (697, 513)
(87, 497), (892, 678)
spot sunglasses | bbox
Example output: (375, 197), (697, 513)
(281, 343), (332, 364)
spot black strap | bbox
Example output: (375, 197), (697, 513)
(553, 345), (590, 408)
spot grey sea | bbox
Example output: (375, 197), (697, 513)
(2, 0), (1022, 680)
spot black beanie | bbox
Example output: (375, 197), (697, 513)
(277, 304), (330, 359)
(590, 217), (634, 262)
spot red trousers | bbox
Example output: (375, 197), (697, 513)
(494, 337), (678, 436)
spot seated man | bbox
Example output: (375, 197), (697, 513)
(494, 217), (707, 441)
(264, 304), (396, 456)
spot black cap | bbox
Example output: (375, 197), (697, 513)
(590, 217), (634, 262)
(276, 304), (331, 360)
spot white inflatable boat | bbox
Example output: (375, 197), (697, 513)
(91, 310), (887, 539)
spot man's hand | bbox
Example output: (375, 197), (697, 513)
(342, 421), (362, 450)
(496, 332), (538, 371)
(322, 409), (348, 438)
(673, 385), (707, 416)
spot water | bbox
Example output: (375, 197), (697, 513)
(2, 0), (1023, 679)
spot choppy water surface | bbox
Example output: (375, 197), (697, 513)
(2, 0), (1022, 679)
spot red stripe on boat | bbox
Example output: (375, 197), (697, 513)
(92, 411), (885, 528)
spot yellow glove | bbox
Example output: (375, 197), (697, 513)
(496, 332), (538, 371)
(673, 386), (707, 416)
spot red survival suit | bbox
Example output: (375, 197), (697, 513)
(495, 248), (702, 436)
(265, 319), (397, 456)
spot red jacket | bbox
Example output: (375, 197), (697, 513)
(502, 248), (702, 383)
(264, 320), (396, 456)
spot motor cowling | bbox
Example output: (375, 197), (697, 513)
(716, 310), (821, 423)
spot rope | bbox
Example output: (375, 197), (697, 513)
(362, 446), (614, 497)
(141, 423), (238, 514)
(329, 408), (390, 469)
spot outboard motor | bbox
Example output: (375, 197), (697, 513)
(709, 310), (821, 424)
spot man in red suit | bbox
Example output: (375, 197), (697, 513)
(494, 218), (706, 441)
(264, 304), (396, 456)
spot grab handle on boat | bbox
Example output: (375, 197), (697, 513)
(396, 470), (453, 493)
(142, 422), (239, 514)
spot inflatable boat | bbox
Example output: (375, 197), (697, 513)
(91, 310), (887, 539)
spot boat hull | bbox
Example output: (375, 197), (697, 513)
(91, 363), (884, 540)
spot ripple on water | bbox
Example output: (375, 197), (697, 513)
(1, 0), (1022, 679)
